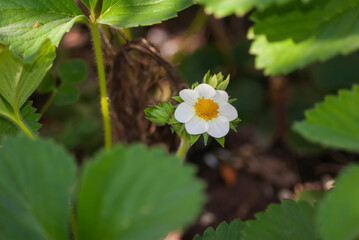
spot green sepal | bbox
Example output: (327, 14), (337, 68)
(202, 70), (211, 84)
(169, 117), (179, 124)
(172, 96), (184, 103)
(228, 98), (237, 103)
(208, 75), (218, 88)
(215, 137), (225, 147)
(190, 134), (201, 145)
(203, 132), (209, 146)
(216, 73), (224, 85)
(191, 82), (199, 89)
(217, 75), (230, 90)
(200, 72), (230, 91)
(230, 118), (241, 132)
(180, 123), (186, 133)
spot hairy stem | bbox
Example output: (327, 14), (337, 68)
(90, 22), (112, 150)
(176, 135), (190, 160)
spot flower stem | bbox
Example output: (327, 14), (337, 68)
(90, 22), (112, 150)
(13, 102), (35, 139)
(176, 135), (190, 160)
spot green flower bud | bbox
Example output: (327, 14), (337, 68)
(144, 102), (174, 126)
(201, 71), (230, 91)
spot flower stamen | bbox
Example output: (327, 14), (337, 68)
(194, 97), (219, 120)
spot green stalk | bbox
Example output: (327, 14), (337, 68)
(176, 135), (190, 160)
(13, 104), (35, 139)
(90, 22), (112, 150)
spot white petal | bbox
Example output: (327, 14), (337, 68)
(219, 103), (238, 121)
(185, 116), (209, 135)
(175, 103), (195, 123)
(179, 89), (199, 104)
(194, 84), (216, 99)
(212, 90), (228, 104)
(207, 116), (230, 138)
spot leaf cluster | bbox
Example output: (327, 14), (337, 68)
(0, 136), (205, 240)
(195, 162), (359, 240)
(197, 0), (359, 76)
(0, 40), (55, 137)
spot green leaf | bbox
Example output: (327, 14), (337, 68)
(59, 59), (89, 84)
(293, 85), (359, 152)
(0, 101), (41, 137)
(242, 200), (318, 240)
(0, 40), (55, 117)
(318, 164), (359, 240)
(190, 134), (201, 145)
(193, 220), (244, 240)
(81, 0), (98, 11)
(77, 143), (205, 240)
(0, 0), (87, 57)
(37, 72), (56, 94)
(197, 0), (293, 17)
(215, 137), (225, 147)
(249, 0), (359, 75)
(54, 84), (80, 106)
(0, 136), (76, 240)
(96, 0), (194, 29)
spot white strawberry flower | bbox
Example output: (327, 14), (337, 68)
(174, 83), (238, 138)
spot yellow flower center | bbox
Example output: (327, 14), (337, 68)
(194, 97), (219, 121)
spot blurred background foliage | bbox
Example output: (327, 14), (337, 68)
(28, 4), (359, 238)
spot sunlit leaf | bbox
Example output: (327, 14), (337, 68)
(97, 0), (193, 28)
(293, 85), (359, 152)
(0, 40), (55, 120)
(249, 0), (359, 75)
(197, 0), (293, 17)
(0, 0), (87, 57)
